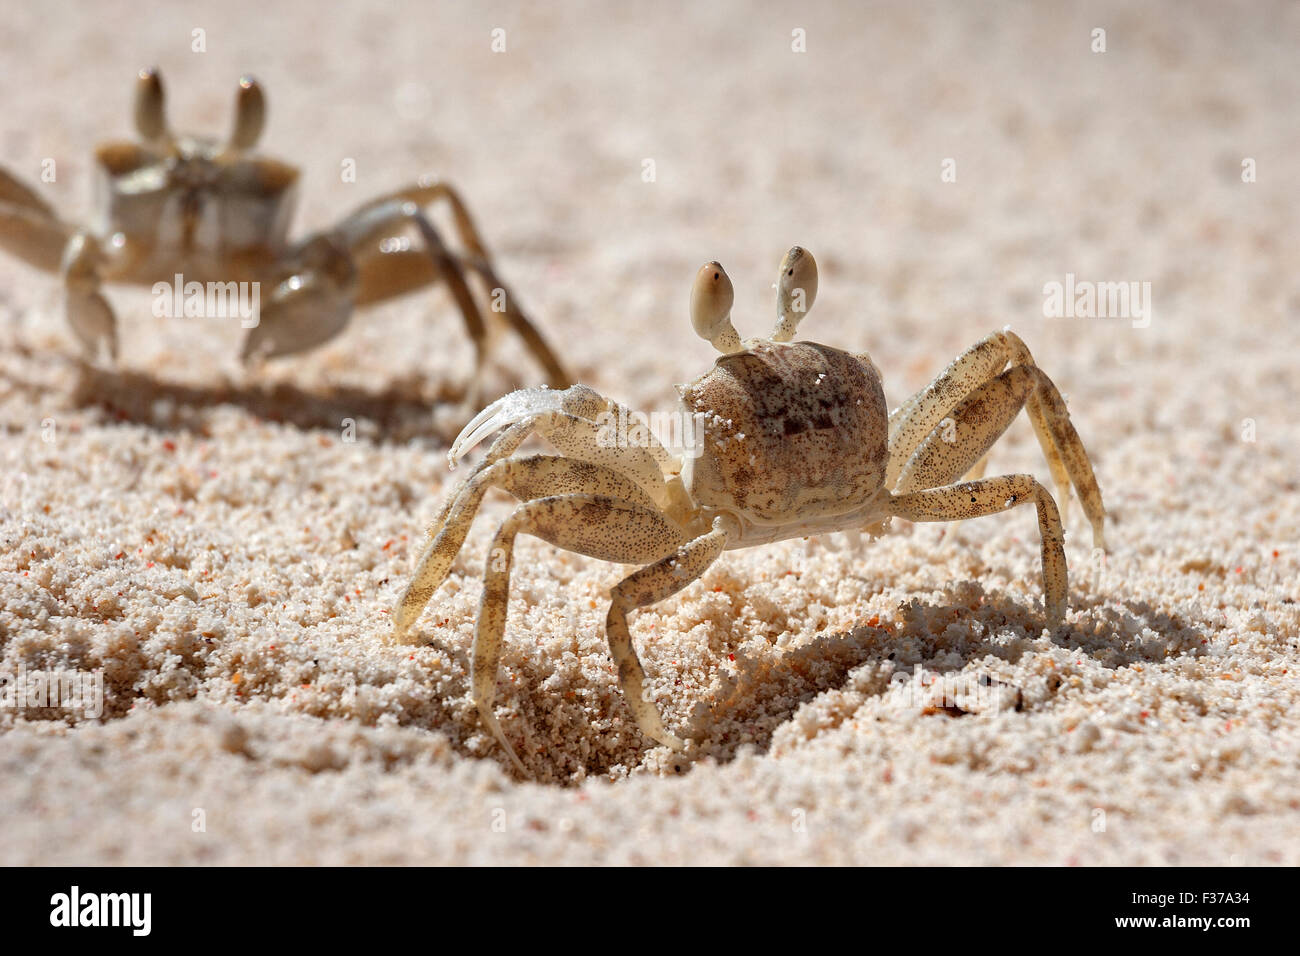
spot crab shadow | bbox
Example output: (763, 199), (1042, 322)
(59, 357), (469, 441)
(403, 584), (1207, 786)
(680, 584), (1209, 768)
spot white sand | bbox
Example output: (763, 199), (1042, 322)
(1, 0), (1298, 864)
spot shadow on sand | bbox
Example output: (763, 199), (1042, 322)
(62, 360), (466, 441)
(381, 581), (1209, 785)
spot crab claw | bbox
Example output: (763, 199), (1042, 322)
(449, 384), (606, 467)
(240, 236), (357, 362)
(240, 273), (352, 362)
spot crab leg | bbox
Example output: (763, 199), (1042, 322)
(890, 475), (1067, 623)
(242, 199), (486, 379)
(351, 248), (443, 304)
(888, 356), (1089, 619)
(888, 329), (1104, 549)
(392, 454), (660, 641)
(349, 178), (492, 263)
(62, 232), (119, 361)
(459, 257), (570, 389)
(473, 494), (691, 772)
(605, 514), (736, 750)
(0, 167), (70, 273)
(896, 364), (1054, 490)
(888, 330), (1068, 493)
(887, 331), (1009, 481)
(347, 179), (570, 387)
(0, 165), (57, 219)
(348, 245), (569, 389)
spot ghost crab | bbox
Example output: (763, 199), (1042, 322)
(392, 246), (1106, 773)
(0, 68), (569, 388)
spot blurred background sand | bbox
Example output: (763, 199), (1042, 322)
(1, 0), (1297, 863)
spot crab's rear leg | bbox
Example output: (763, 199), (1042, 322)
(349, 178), (492, 263)
(889, 330), (1104, 549)
(890, 363), (1085, 621)
(890, 475), (1067, 623)
(347, 243), (571, 393)
(888, 331), (1061, 495)
(887, 332), (1008, 481)
(888, 330), (1076, 519)
(347, 179), (570, 388)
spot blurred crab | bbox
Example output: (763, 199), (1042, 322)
(391, 246), (1106, 773)
(0, 68), (569, 388)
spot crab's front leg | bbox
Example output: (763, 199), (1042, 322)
(604, 514), (737, 750)
(395, 447), (692, 772)
(393, 385), (686, 639)
(474, 493), (692, 772)
(61, 233), (122, 361)
(0, 168), (119, 360)
(468, 502), (732, 771)
(392, 450), (660, 640)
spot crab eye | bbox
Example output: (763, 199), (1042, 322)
(771, 246), (818, 342)
(690, 261), (742, 354)
(134, 67), (169, 143)
(228, 76), (266, 151)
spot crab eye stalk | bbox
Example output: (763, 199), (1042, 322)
(690, 261), (742, 354)
(228, 76), (266, 152)
(134, 67), (170, 144)
(771, 245), (818, 342)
